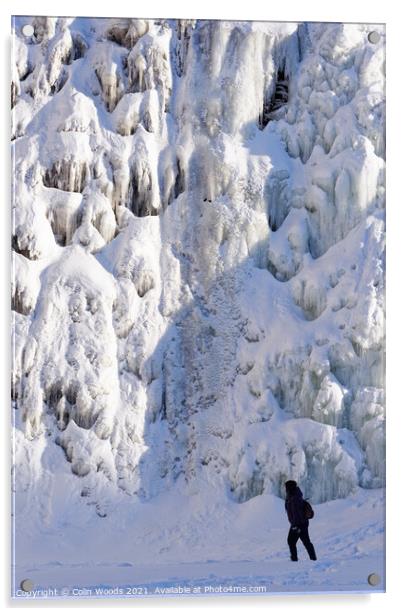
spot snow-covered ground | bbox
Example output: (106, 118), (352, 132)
(11, 16), (385, 598)
(13, 481), (385, 597)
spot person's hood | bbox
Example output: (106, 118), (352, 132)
(286, 486), (303, 499)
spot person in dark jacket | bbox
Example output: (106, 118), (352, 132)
(284, 480), (317, 562)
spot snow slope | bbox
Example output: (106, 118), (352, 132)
(11, 17), (385, 596)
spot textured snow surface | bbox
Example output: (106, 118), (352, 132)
(14, 484), (385, 596)
(11, 16), (385, 594)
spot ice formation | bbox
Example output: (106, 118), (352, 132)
(11, 18), (385, 519)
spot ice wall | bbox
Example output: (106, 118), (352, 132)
(12, 17), (385, 511)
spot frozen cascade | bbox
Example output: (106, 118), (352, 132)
(43, 159), (89, 193)
(12, 18), (385, 512)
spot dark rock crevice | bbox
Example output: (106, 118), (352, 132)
(259, 66), (289, 129)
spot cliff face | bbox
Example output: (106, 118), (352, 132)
(12, 17), (385, 513)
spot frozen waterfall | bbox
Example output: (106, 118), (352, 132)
(12, 17), (385, 513)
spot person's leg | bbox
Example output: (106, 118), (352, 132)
(287, 527), (299, 561)
(299, 525), (317, 560)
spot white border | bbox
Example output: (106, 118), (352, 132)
(1, 1), (401, 613)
